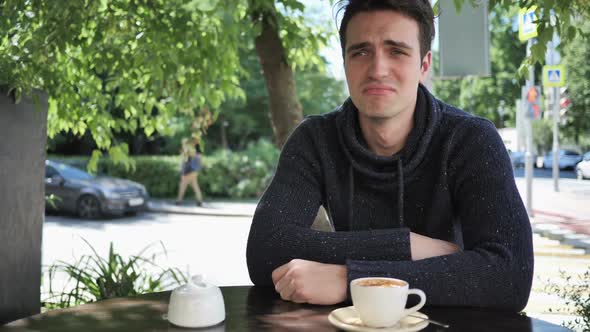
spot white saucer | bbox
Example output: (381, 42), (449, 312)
(328, 306), (429, 332)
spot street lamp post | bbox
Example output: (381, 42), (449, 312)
(497, 100), (506, 128)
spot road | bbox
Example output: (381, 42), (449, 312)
(513, 167), (577, 179)
(43, 212), (253, 287)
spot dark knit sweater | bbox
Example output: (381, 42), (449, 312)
(246, 84), (534, 311)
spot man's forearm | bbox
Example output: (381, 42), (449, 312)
(409, 232), (460, 260)
(247, 218), (412, 285)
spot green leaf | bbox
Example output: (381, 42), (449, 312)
(567, 26), (577, 41)
(530, 42), (547, 64)
(144, 124), (155, 137)
(432, 1), (440, 16)
(87, 150), (103, 174)
(453, 0), (464, 13)
(183, 0), (219, 12)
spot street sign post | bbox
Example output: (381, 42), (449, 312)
(523, 38), (536, 217)
(543, 65), (566, 87)
(519, 6), (538, 42)
(543, 59), (566, 192)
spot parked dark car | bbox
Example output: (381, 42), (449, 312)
(45, 160), (149, 219)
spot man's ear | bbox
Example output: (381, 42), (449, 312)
(419, 51), (432, 82)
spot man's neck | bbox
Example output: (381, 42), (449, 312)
(358, 108), (415, 157)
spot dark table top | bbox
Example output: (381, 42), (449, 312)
(0, 286), (571, 332)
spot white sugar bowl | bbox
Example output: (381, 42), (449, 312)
(167, 275), (225, 328)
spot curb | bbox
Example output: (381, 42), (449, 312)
(532, 223), (590, 255)
(146, 201), (255, 218)
(532, 209), (576, 221)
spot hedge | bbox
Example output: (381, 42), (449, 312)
(48, 140), (280, 199)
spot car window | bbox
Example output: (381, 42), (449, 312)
(45, 166), (58, 178)
(585, 153), (590, 161)
(53, 163), (94, 180)
(564, 150), (580, 156)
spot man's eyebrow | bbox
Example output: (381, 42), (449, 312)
(346, 40), (413, 54)
(384, 39), (413, 50)
(346, 42), (370, 54)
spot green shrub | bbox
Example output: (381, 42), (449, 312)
(200, 139), (279, 198)
(48, 139), (280, 198)
(102, 156), (180, 198)
(545, 268), (590, 331)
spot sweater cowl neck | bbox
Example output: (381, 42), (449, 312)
(336, 84), (441, 183)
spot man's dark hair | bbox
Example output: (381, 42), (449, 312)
(337, 0), (435, 60)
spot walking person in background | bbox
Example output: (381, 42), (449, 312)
(176, 138), (204, 206)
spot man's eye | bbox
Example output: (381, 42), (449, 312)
(352, 50), (368, 57)
(391, 49), (406, 56)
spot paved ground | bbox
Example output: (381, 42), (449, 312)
(43, 212), (253, 287)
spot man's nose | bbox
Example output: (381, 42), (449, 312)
(368, 53), (388, 79)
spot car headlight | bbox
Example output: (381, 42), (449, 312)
(103, 190), (122, 199)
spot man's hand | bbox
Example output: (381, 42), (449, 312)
(410, 232), (460, 260)
(271, 259), (347, 305)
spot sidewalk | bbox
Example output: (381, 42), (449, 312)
(147, 199), (257, 217)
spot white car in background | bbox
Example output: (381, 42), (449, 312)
(576, 152), (590, 180)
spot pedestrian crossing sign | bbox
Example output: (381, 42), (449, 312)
(542, 65), (566, 87)
(519, 6), (538, 41)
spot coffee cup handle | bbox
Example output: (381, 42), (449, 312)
(403, 289), (426, 317)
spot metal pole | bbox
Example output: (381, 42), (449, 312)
(548, 40), (560, 192)
(552, 87), (560, 191)
(525, 39), (534, 217)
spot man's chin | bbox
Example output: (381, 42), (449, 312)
(358, 110), (395, 120)
(359, 101), (395, 116)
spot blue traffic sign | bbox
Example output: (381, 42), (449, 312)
(542, 65), (566, 87)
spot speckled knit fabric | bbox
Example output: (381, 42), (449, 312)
(246, 84), (534, 311)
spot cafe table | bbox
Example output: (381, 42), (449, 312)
(0, 286), (572, 332)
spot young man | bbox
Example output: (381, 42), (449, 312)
(246, 0), (533, 310)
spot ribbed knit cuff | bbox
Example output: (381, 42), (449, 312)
(344, 229), (411, 301)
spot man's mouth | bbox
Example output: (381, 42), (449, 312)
(362, 85), (395, 95)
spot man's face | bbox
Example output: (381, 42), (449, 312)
(344, 10), (431, 120)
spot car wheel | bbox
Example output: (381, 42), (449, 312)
(77, 195), (101, 219)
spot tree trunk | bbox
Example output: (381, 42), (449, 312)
(253, 11), (303, 148)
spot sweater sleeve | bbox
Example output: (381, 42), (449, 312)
(246, 119), (411, 286)
(346, 119), (534, 311)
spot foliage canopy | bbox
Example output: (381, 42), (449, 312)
(1, 0), (329, 168)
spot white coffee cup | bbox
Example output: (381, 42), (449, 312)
(350, 277), (426, 328)
(167, 275), (225, 328)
